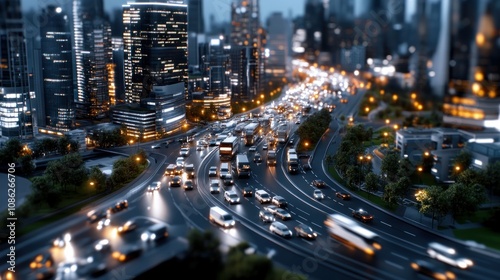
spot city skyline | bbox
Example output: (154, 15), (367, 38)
(20, 0), (306, 27)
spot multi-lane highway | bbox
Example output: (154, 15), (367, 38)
(2, 80), (500, 280)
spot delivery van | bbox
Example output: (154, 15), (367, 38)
(209, 206), (235, 228)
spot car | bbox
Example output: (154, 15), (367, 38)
(196, 144), (204, 151)
(262, 143), (268, 150)
(224, 190), (240, 204)
(249, 145), (257, 152)
(210, 179), (220, 194)
(93, 239), (111, 253)
(336, 191), (351, 200)
(255, 189), (272, 204)
(209, 139), (217, 146)
(263, 204), (279, 215)
(52, 233), (71, 248)
(352, 209), (373, 223)
(253, 153), (262, 163)
(222, 173), (234, 185)
(410, 259), (456, 280)
(117, 220), (137, 234)
(427, 242), (474, 269)
(294, 224), (318, 240)
(30, 252), (55, 271)
(311, 179), (327, 188)
(111, 245), (142, 262)
(295, 120), (301, 124)
(141, 223), (169, 242)
(175, 156), (185, 167)
(274, 208), (292, 220)
(96, 218), (110, 230)
(151, 144), (161, 149)
(107, 200), (128, 214)
(242, 186), (253, 197)
(288, 138), (295, 146)
(169, 176), (182, 187)
(179, 147), (190, 157)
(269, 221), (292, 238)
(271, 195), (288, 208)
(313, 189), (325, 200)
(259, 209), (275, 223)
(147, 182), (161, 192)
(87, 209), (109, 224)
(183, 180), (194, 190)
(208, 166), (218, 177)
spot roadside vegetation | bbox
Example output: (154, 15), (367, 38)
(296, 108), (332, 153)
(0, 138), (148, 241)
(326, 123), (500, 250)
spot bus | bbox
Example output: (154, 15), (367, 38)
(236, 153), (251, 178)
(243, 122), (261, 146)
(219, 136), (239, 161)
(324, 214), (382, 255)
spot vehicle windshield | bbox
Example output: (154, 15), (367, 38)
(222, 214), (233, 221)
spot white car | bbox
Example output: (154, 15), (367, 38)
(269, 221), (292, 238)
(208, 166), (218, 177)
(179, 147), (190, 157)
(313, 189), (325, 200)
(176, 157), (185, 167)
(427, 242), (473, 269)
(224, 190), (240, 204)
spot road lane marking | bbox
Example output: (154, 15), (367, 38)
(301, 239), (314, 245)
(380, 221), (392, 227)
(404, 231), (415, 237)
(385, 260), (404, 270)
(298, 215), (308, 221)
(295, 207), (310, 215)
(338, 202), (344, 206)
(348, 207), (355, 211)
(391, 252), (409, 260)
(311, 221), (323, 228)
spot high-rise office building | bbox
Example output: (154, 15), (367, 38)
(265, 12), (290, 80)
(230, 0), (262, 103)
(39, 5), (75, 131)
(71, 0), (114, 119)
(443, 0), (500, 131)
(188, 0), (205, 73)
(303, 0), (325, 62)
(122, 1), (188, 137)
(0, 0), (33, 139)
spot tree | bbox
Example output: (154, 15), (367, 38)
(383, 182), (399, 205)
(44, 153), (88, 191)
(18, 154), (35, 176)
(451, 150), (472, 178)
(186, 229), (222, 279)
(446, 182), (487, 223)
(415, 185), (450, 228)
(0, 138), (23, 164)
(397, 158), (413, 179)
(88, 166), (107, 193)
(365, 172), (379, 194)
(381, 152), (400, 182)
(482, 161), (500, 196)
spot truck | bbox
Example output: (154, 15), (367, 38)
(165, 164), (177, 176)
(267, 150), (277, 166)
(276, 123), (290, 144)
(236, 153), (251, 178)
(184, 164), (195, 179)
(287, 153), (299, 174)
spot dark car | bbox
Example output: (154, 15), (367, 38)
(253, 153), (262, 163)
(259, 209), (275, 223)
(183, 180), (194, 190)
(311, 179), (327, 188)
(242, 186), (253, 197)
(410, 259), (456, 280)
(294, 224), (318, 240)
(87, 209), (109, 223)
(169, 176), (182, 187)
(107, 200), (128, 214)
(336, 191), (351, 200)
(274, 208), (292, 221)
(271, 195), (288, 208)
(352, 209), (373, 223)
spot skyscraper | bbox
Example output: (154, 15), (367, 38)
(72, 0), (114, 119)
(444, 0), (500, 131)
(188, 0), (205, 73)
(122, 1), (188, 137)
(230, 0), (262, 103)
(40, 5), (75, 131)
(0, 0), (33, 138)
(266, 12), (290, 79)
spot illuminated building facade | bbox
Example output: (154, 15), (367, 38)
(122, 2), (188, 137)
(72, 0), (114, 119)
(40, 5), (75, 131)
(230, 0), (263, 103)
(444, 0), (500, 131)
(0, 0), (33, 138)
